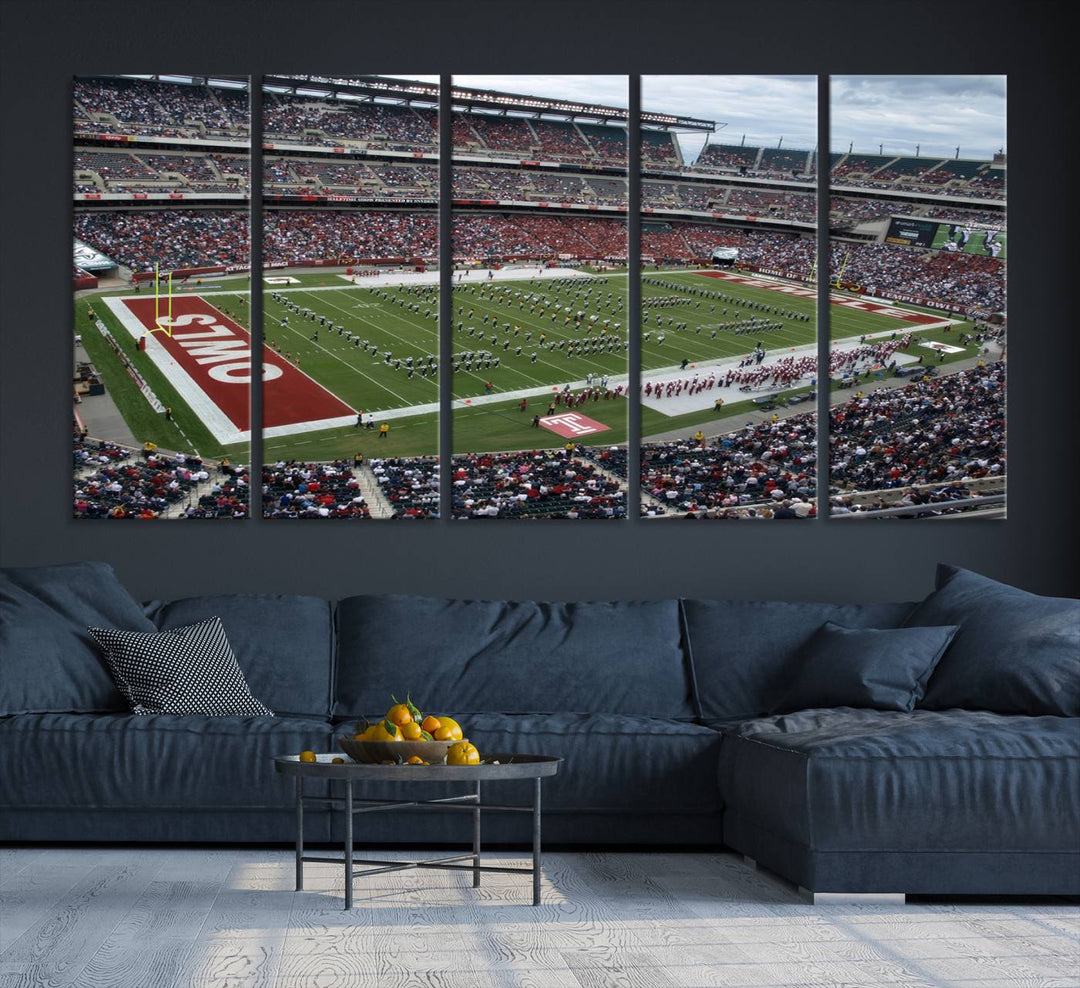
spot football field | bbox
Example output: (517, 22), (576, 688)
(76, 268), (981, 461)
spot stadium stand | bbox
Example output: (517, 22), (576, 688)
(830, 362), (1005, 496)
(371, 457), (440, 518)
(640, 415), (817, 517)
(74, 77), (247, 139)
(451, 449), (627, 519)
(263, 93), (437, 149)
(262, 461), (372, 519)
(694, 144), (760, 172)
(73, 437), (212, 519)
(73, 209), (249, 271)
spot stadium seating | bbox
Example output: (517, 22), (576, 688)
(371, 456), (440, 518)
(451, 449), (626, 519)
(74, 78), (247, 140)
(830, 362), (1005, 497)
(262, 461), (372, 519)
(73, 209), (249, 271)
(641, 415), (817, 517)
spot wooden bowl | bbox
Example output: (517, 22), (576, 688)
(337, 737), (459, 765)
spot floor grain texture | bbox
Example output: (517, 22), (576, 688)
(0, 849), (1076, 988)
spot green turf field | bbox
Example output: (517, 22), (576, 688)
(75, 268), (983, 462)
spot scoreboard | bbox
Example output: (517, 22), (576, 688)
(884, 218), (938, 247)
(884, 217), (1006, 259)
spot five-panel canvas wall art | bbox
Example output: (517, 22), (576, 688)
(73, 74), (1006, 520)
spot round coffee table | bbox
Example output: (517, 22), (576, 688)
(274, 753), (562, 908)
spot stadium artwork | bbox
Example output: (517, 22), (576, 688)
(72, 73), (1006, 521)
(639, 75), (819, 520)
(261, 74), (441, 519)
(828, 75), (1006, 520)
(73, 73), (252, 519)
(449, 74), (631, 520)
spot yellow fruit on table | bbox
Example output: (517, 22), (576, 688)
(400, 721), (423, 740)
(385, 702), (412, 727)
(369, 720), (402, 742)
(446, 741), (480, 766)
(298, 750), (317, 763)
(421, 715), (441, 734)
(331, 757), (344, 764)
(433, 716), (463, 741)
(406, 755), (425, 764)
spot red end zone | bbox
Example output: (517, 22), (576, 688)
(121, 296), (354, 434)
(697, 270), (944, 326)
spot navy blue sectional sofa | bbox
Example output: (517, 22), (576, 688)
(1, 561), (1077, 897)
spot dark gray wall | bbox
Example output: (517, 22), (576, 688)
(2, 0), (1076, 603)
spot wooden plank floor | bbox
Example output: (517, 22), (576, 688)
(1, 849), (1077, 988)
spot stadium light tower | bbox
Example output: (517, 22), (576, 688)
(915, 144), (920, 156)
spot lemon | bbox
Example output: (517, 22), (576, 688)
(331, 757), (344, 764)
(298, 750), (317, 763)
(400, 721), (423, 740)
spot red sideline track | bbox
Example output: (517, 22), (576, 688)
(122, 296), (354, 431)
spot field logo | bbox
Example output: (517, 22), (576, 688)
(539, 413), (611, 438)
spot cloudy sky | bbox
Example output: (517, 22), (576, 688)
(386, 74), (1006, 162)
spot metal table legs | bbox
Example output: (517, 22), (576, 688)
(293, 777), (546, 908)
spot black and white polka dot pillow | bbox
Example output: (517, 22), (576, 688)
(88, 617), (273, 716)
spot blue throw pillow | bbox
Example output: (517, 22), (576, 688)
(772, 621), (959, 714)
(906, 565), (1080, 716)
(0, 562), (156, 715)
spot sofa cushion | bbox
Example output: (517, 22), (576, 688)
(0, 712), (333, 811)
(0, 562), (155, 715)
(145, 594), (334, 717)
(335, 595), (692, 719)
(88, 618), (274, 717)
(772, 622), (959, 714)
(718, 708), (1080, 854)
(906, 565), (1080, 717)
(681, 599), (916, 724)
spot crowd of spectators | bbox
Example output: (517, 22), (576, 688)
(262, 460), (372, 518)
(263, 209), (438, 263)
(640, 131), (680, 168)
(466, 114), (535, 153)
(371, 457), (439, 518)
(73, 209), (249, 271)
(834, 243), (1004, 311)
(263, 94), (437, 149)
(694, 145), (760, 171)
(829, 361), (1005, 497)
(74, 78), (247, 140)
(73, 436), (216, 519)
(641, 415), (817, 518)
(74, 150), (250, 195)
(451, 448), (626, 519)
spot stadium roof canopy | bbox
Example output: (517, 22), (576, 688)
(97, 74), (249, 90)
(264, 75), (441, 105)
(263, 75), (716, 132)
